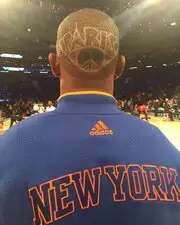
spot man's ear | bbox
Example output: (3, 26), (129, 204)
(48, 53), (61, 77)
(114, 55), (126, 80)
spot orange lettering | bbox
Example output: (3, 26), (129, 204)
(104, 165), (126, 202)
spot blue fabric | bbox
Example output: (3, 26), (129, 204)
(0, 94), (179, 225)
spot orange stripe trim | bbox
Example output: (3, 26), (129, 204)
(95, 124), (103, 131)
(98, 120), (109, 130)
(58, 91), (114, 101)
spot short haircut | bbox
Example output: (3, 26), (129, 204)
(56, 8), (120, 79)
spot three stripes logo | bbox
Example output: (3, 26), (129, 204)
(89, 120), (113, 136)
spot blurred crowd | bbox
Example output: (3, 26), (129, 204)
(0, 100), (56, 129)
(116, 92), (180, 121)
(0, 92), (180, 133)
(1, 99), (56, 117)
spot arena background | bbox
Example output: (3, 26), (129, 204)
(0, 0), (180, 150)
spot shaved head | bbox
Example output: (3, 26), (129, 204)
(56, 8), (120, 79)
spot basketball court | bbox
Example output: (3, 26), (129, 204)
(150, 117), (180, 151)
(1, 117), (180, 151)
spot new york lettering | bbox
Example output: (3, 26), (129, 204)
(29, 164), (180, 225)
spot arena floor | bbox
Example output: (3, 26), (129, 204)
(150, 117), (180, 151)
(1, 117), (180, 151)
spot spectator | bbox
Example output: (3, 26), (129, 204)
(38, 102), (45, 114)
(154, 99), (159, 117)
(33, 102), (39, 113)
(46, 101), (56, 112)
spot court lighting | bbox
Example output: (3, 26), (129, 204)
(129, 67), (138, 70)
(170, 22), (177, 26)
(147, 0), (161, 5)
(0, 0), (11, 5)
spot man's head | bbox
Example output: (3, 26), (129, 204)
(49, 8), (125, 94)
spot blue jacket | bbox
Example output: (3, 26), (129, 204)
(0, 92), (180, 225)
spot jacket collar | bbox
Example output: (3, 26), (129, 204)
(56, 91), (119, 114)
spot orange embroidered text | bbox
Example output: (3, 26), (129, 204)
(89, 120), (113, 136)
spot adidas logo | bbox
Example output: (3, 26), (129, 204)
(89, 120), (113, 136)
